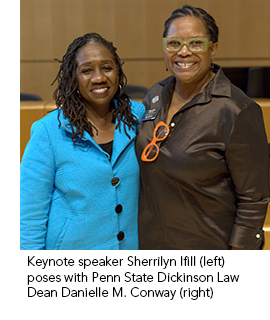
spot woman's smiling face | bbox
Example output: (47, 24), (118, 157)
(76, 42), (119, 110)
(164, 16), (218, 86)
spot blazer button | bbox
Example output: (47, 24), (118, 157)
(117, 231), (125, 241)
(111, 177), (120, 186)
(115, 204), (123, 214)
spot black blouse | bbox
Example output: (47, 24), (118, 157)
(99, 140), (113, 161)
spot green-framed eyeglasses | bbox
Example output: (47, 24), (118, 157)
(163, 37), (213, 53)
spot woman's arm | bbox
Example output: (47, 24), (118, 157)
(226, 102), (269, 249)
(20, 120), (56, 250)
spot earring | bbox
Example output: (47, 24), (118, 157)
(77, 90), (81, 98)
(118, 84), (122, 91)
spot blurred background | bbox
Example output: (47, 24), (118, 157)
(20, 0), (270, 101)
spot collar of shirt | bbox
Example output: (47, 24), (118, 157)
(156, 64), (232, 114)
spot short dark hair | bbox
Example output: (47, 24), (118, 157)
(163, 5), (219, 43)
(52, 33), (138, 144)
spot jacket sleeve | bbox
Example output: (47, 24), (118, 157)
(130, 100), (146, 133)
(20, 120), (56, 250)
(226, 102), (269, 249)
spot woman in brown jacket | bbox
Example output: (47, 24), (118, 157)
(136, 5), (269, 250)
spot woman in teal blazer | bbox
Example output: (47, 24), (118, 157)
(20, 33), (145, 250)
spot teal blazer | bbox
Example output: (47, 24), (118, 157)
(20, 100), (145, 250)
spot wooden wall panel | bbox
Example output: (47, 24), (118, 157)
(123, 60), (168, 88)
(20, 62), (59, 101)
(21, 0), (270, 101)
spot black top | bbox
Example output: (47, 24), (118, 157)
(99, 140), (113, 161)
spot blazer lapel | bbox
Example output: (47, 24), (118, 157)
(111, 118), (137, 167)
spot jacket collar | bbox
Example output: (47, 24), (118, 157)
(210, 64), (231, 97)
(58, 101), (137, 166)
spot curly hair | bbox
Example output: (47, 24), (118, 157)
(52, 33), (139, 144)
(163, 5), (219, 43)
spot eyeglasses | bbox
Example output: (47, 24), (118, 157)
(141, 121), (170, 162)
(163, 37), (213, 53)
